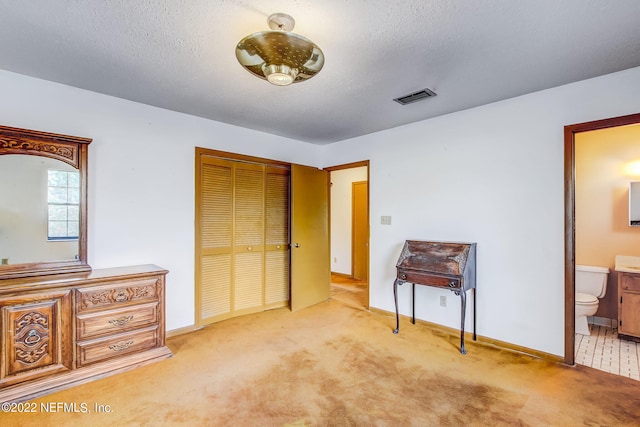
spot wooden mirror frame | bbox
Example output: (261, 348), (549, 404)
(0, 125), (92, 279)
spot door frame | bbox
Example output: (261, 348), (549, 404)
(564, 112), (640, 364)
(351, 180), (368, 280)
(325, 160), (370, 308)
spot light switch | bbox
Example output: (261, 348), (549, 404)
(381, 215), (392, 225)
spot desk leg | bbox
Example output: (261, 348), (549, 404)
(412, 283), (415, 324)
(459, 289), (467, 355)
(473, 288), (476, 341)
(393, 279), (401, 334)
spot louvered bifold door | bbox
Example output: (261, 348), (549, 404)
(196, 151), (292, 327)
(265, 167), (290, 309)
(196, 157), (233, 325)
(232, 163), (265, 316)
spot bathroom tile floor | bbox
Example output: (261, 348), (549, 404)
(575, 324), (640, 381)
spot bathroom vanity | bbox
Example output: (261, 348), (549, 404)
(615, 256), (640, 342)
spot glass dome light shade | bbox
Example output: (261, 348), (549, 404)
(262, 64), (298, 85)
(236, 30), (324, 85)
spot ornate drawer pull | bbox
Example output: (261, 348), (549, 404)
(400, 274), (407, 280)
(24, 329), (41, 346)
(108, 315), (133, 327)
(448, 282), (456, 287)
(114, 291), (129, 302)
(109, 340), (134, 352)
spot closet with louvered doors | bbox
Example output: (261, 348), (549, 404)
(195, 153), (290, 327)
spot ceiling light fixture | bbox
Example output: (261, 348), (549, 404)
(235, 13), (324, 86)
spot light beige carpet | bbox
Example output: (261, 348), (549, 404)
(4, 297), (640, 426)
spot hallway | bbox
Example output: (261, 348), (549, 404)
(330, 273), (367, 310)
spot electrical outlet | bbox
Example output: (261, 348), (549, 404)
(439, 295), (447, 307)
(381, 215), (392, 225)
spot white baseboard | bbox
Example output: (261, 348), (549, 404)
(166, 324), (198, 338)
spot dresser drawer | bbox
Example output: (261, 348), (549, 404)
(76, 302), (159, 340)
(76, 277), (160, 313)
(397, 269), (460, 289)
(620, 273), (640, 292)
(76, 326), (159, 367)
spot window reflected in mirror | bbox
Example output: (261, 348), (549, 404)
(47, 169), (80, 241)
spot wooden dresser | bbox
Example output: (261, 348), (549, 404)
(0, 265), (172, 403)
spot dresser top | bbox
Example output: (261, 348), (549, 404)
(0, 264), (168, 292)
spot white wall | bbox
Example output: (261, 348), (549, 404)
(0, 70), (323, 331)
(4, 65), (640, 356)
(322, 66), (640, 356)
(330, 167), (368, 274)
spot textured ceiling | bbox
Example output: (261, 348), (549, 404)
(1, 1), (640, 145)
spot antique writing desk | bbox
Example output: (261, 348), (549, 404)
(393, 240), (477, 354)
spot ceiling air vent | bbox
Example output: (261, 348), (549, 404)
(393, 88), (437, 105)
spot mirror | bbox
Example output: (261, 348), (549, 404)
(630, 182), (640, 226)
(0, 125), (91, 278)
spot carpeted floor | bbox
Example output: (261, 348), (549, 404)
(4, 294), (640, 426)
(329, 274), (368, 310)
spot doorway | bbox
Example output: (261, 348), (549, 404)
(564, 112), (640, 366)
(327, 161), (369, 310)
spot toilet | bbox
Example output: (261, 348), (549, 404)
(575, 265), (609, 335)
